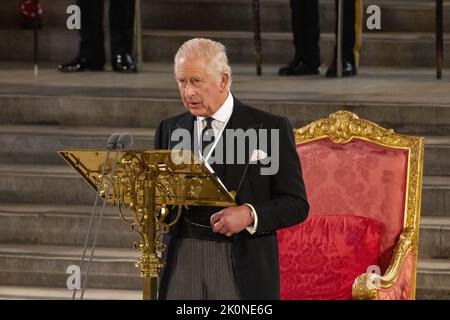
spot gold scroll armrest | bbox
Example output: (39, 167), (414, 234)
(352, 228), (416, 300)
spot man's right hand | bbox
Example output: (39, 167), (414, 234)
(210, 205), (254, 237)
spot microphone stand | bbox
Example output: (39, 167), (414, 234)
(71, 133), (120, 300)
(79, 149), (121, 299)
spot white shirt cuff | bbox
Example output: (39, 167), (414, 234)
(244, 203), (258, 235)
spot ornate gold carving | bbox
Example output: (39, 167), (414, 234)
(296, 110), (401, 145)
(352, 273), (379, 300)
(352, 229), (415, 300)
(295, 111), (424, 300)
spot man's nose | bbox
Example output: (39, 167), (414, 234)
(184, 83), (196, 97)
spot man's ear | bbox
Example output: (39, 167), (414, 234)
(220, 73), (229, 91)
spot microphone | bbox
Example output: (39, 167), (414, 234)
(106, 132), (121, 150)
(116, 132), (134, 150)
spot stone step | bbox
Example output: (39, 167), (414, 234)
(2, 94), (449, 135)
(0, 125), (155, 164)
(425, 137), (450, 176)
(1, 0), (448, 33)
(141, 0), (450, 33)
(0, 244), (141, 290)
(0, 163), (448, 217)
(422, 176), (450, 217)
(1, 65), (450, 136)
(0, 164), (96, 205)
(415, 287), (450, 300)
(418, 216), (450, 259)
(0, 286), (141, 300)
(0, 281), (446, 300)
(0, 203), (139, 248)
(1, 29), (449, 67)
(416, 259), (450, 299)
(0, 95), (178, 129)
(143, 31), (450, 68)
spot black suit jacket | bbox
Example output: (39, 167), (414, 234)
(154, 97), (309, 299)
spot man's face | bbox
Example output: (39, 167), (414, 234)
(176, 56), (227, 117)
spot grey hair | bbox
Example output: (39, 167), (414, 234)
(174, 38), (232, 89)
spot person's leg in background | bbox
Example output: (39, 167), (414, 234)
(279, 0), (320, 76)
(58, 0), (105, 72)
(326, 0), (362, 77)
(110, 0), (138, 73)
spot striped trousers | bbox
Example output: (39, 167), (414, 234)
(165, 238), (241, 300)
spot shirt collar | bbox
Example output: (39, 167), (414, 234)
(197, 92), (234, 124)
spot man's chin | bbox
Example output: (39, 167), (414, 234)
(188, 107), (207, 117)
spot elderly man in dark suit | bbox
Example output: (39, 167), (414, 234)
(155, 38), (309, 300)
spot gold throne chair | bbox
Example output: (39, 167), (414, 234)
(278, 111), (424, 300)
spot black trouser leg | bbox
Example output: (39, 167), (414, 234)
(342, 0), (356, 65)
(109, 0), (136, 60)
(290, 0), (320, 67)
(78, 0), (105, 66)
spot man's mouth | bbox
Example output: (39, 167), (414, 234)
(188, 101), (201, 108)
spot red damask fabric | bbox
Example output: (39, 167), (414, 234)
(278, 215), (382, 300)
(296, 138), (408, 271)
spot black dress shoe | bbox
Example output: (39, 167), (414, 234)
(326, 60), (357, 77)
(279, 57), (319, 76)
(112, 53), (138, 73)
(58, 56), (104, 72)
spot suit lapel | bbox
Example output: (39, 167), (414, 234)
(223, 98), (258, 197)
(172, 112), (196, 150)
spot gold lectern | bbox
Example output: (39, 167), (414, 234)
(58, 149), (237, 300)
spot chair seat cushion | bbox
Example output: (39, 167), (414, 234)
(278, 214), (382, 300)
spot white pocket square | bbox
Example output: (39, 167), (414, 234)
(250, 149), (268, 162)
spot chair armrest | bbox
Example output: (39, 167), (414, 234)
(352, 228), (416, 300)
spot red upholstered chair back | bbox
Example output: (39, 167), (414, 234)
(279, 111), (424, 300)
(296, 138), (407, 271)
